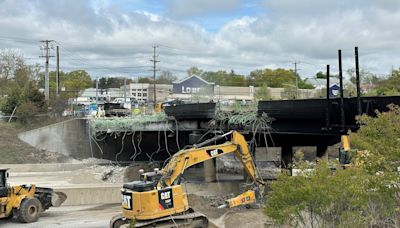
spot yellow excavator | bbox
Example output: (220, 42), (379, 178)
(110, 130), (265, 228)
(0, 169), (67, 223)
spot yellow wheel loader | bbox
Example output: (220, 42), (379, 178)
(0, 169), (67, 223)
(110, 130), (265, 228)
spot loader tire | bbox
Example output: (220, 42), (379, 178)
(16, 197), (42, 223)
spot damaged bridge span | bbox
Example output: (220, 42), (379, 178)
(92, 96), (400, 165)
(19, 97), (400, 170)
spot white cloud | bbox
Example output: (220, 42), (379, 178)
(0, 0), (399, 79)
(166, 0), (240, 18)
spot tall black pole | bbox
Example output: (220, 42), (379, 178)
(355, 47), (362, 115)
(338, 49), (345, 131)
(56, 45), (60, 97)
(326, 64), (330, 129)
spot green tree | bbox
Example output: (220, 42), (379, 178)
(62, 70), (92, 95)
(1, 87), (22, 114)
(38, 71), (68, 94)
(0, 48), (25, 80)
(201, 70), (247, 86)
(248, 68), (313, 89)
(94, 77), (131, 89)
(347, 68), (381, 85)
(186, 66), (203, 76)
(255, 84), (271, 100)
(377, 68), (400, 92)
(0, 49), (46, 120)
(138, 77), (152, 83)
(315, 71), (326, 79)
(156, 71), (176, 84)
(1, 81), (45, 115)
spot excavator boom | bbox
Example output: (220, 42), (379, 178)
(158, 131), (265, 195)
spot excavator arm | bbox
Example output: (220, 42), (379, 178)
(112, 131), (266, 227)
(157, 131), (265, 198)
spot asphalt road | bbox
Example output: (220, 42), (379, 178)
(0, 204), (120, 228)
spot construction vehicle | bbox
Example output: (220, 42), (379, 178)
(110, 131), (265, 228)
(154, 99), (184, 113)
(104, 102), (131, 117)
(0, 169), (67, 223)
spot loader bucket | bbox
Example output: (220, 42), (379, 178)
(35, 187), (67, 210)
(52, 191), (67, 207)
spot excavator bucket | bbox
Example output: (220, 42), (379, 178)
(218, 190), (256, 208)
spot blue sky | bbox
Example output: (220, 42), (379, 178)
(0, 0), (400, 79)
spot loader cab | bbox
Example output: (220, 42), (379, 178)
(0, 169), (9, 197)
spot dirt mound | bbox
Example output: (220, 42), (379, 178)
(188, 194), (267, 228)
(123, 162), (160, 182)
(0, 122), (67, 163)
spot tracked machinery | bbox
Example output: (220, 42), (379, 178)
(0, 169), (67, 223)
(110, 131), (265, 228)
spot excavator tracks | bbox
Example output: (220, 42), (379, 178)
(110, 209), (208, 228)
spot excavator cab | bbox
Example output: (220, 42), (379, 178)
(122, 169), (162, 192)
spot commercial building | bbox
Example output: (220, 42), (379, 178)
(78, 75), (321, 105)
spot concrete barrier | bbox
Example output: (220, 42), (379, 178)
(1, 163), (87, 172)
(53, 185), (122, 206)
(53, 182), (242, 206)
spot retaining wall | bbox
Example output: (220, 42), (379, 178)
(18, 118), (93, 158)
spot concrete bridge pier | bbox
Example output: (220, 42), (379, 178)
(281, 145), (293, 168)
(204, 159), (217, 182)
(189, 131), (217, 182)
(316, 145), (328, 159)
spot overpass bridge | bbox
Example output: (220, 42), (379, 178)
(18, 96), (400, 169)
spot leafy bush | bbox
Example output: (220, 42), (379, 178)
(349, 104), (400, 173)
(265, 105), (400, 227)
(1, 87), (22, 114)
(266, 162), (399, 227)
(16, 101), (40, 124)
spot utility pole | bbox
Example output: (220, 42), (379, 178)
(150, 45), (159, 104)
(355, 47), (362, 115)
(293, 61), (299, 99)
(56, 45), (60, 97)
(40, 40), (55, 103)
(124, 77), (127, 103)
(96, 78), (99, 104)
(338, 49), (345, 132)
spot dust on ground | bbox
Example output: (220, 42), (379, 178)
(68, 160), (160, 184)
(70, 164), (126, 184)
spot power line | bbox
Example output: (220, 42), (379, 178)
(0, 35), (39, 44)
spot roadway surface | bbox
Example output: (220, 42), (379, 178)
(0, 204), (120, 228)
